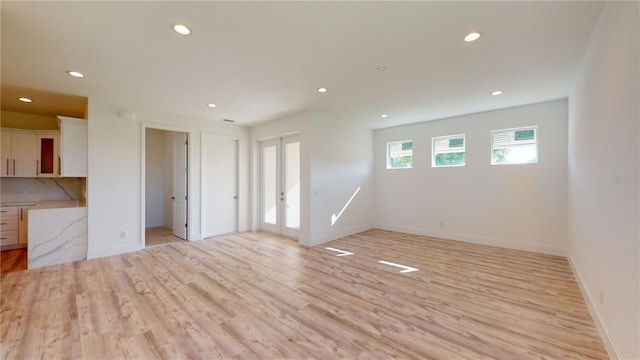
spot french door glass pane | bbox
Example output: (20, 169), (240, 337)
(285, 142), (300, 229)
(262, 145), (277, 224)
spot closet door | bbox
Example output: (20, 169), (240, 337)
(201, 133), (238, 237)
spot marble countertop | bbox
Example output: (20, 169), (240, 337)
(1, 200), (86, 209)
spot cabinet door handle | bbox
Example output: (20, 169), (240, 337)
(36, 160), (40, 175)
(5, 159), (8, 175)
(20, 208), (23, 221)
(12, 159), (15, 175)
(0, 222), (6, 225)
(0, 238), (6, 240)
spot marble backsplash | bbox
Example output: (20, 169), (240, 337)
(1, 177), (85, 202)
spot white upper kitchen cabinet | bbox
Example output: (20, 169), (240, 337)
(1, 128), (38, 177)
(58, 116), (88, 177)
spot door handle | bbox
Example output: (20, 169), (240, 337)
(5, 159), (8, 175)
(171, 196), (175, 200)
(233, 196), (238, 200)
(37, 160), (39, 175)
(13, 159), (15, 175)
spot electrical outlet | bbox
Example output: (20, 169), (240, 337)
(120, 231), (128, 238)
(599, 290), (605, 305)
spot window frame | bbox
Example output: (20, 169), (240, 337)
(431, 133), (466, 168)
(386, 140), (413, 169)
(490, 125), (539, 165)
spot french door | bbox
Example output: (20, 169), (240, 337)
(260, 136), (300, 238)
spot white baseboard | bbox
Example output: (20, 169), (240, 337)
(86, 243), (142, 260)
(568, 256), (618, 360)
(308, 224), (373, 246)
(376, 224), (567, 256)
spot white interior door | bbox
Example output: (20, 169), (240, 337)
(260, 136), (300, 238)
(172, 133), (188, 239)
(202, 133), (238, 238)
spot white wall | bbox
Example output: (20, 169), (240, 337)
(375, 100), (568, 255)
(87, 98), (251, 258)
(144, 128), (166, 228)
(568, 2), (639, 359)
(251, 111), (374, 246)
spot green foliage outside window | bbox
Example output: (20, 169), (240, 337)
(492, 148), (510, 164)
(434, 152), (465, 166)
(389, 156), (412, 168)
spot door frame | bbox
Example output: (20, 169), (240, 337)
(258, 134), (300, 239)
(140, 123), (191, 248)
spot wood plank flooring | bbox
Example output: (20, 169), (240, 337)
(1, 229), (607, 359)
(145, 226), (186, 247)
(0, 249), (27, 277)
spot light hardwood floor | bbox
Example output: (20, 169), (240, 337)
(0, 249), (27, 277)
(1, 229), (607, 359)
(145, 226), (187, 247)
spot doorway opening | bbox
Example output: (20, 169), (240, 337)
(260, 135), (300, 239)
(144, 128), (188, 247)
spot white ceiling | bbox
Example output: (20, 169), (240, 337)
(1, 1), (603, 129)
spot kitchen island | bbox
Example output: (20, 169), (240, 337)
(26, 201), (87, 269)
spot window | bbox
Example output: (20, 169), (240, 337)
(491, 126), (538, 165)
(387, 140), (413, 169)
(432, 134), (465, 167)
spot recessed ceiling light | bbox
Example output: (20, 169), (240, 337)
(18, 97), (33, 103)
(66, 71), (84, 78)
(464, 32), (481, 42)
(317, 87), (328, 93)
(380, 114), (388, 118)
(173, 24), (191, 36)
(207, 103), (217, 108)
(491, 90), (503, 96)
